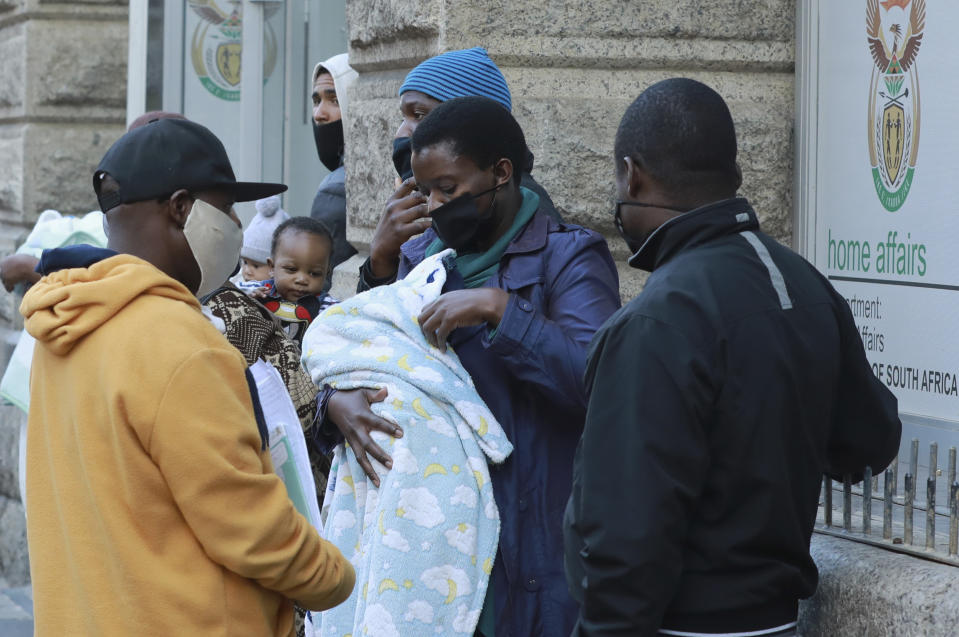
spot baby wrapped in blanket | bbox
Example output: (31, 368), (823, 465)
(301, 250), (512, 636)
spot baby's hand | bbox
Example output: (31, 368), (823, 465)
(247, 286), (270, 300)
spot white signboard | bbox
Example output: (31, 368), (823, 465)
(805, 0), (958, 425)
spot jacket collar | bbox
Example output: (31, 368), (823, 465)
(37, 244), (119, 275)
(504, 209), (551, 255)
(628, 197), (758, 272)
(400, 198), (555, 265)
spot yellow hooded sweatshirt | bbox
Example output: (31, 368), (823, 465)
(21, 254), (354, 636)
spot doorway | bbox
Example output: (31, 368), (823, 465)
(130, 0), (348, 222)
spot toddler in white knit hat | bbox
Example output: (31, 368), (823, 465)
(240, 195), (289, 281)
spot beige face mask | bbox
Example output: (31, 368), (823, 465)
(182, 198), (243, 298)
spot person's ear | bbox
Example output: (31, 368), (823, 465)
(267, 257), (274, 271)
(492, 157), (513, 188)
(623, 155), (647, 200)
(167, 189), (195, 229)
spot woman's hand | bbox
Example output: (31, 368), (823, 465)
(418, 288), (509, 352)
(369, 178), (433, 279)
(327, 387), (403, 487)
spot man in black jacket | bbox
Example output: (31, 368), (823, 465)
(563, 78), (902, 637)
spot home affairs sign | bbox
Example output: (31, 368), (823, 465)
(804, 0), (959, 426)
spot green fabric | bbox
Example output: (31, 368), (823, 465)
(476, 578), (495, 636)
(426, 187), (540, 288)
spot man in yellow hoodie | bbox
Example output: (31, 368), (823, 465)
(20, 118), (354, 636)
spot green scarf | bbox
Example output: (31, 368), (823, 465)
(425, 187), (540, 288)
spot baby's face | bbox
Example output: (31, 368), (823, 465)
(269, 230), (331, 302)
(241, 258), (271, 282)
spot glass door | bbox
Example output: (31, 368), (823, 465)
(131, 0), (347, 223)
(283, 0), (348, 219)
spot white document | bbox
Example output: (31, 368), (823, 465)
(248, 359), (323, 534)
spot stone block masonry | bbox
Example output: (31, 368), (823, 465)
(0, 0), (127, 233)
(341, 0), (796, 301)
(0, 407), (27, 586)
(0, 0), (129, 586)
(801, 533), (959, 635)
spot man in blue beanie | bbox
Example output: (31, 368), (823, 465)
(358, 47), (561, 291)
(391, 47), (512, 182)
(398, 46), (513, 111)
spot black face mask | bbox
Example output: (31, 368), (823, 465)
(392, 136), (413, 181)
(314, 119), (344, 172)
(614, 200), (688, 255)
(431, 183), (501, 253)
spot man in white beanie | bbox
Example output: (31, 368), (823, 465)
(310, 53), (358, 288)
(240, 195), (289, 282)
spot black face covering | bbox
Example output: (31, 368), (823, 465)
(392, 137), (413, 181)
(431, 183), (501, 253)
(614, 200), (688, 255)
(314, 119), (344, 172)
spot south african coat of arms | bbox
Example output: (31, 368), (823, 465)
(866, 0), (925, 212)
(188, 0), (279, 102)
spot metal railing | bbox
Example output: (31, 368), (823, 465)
(816, 439), (959, 565)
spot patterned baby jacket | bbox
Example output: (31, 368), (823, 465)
(237, 278), (336, 344)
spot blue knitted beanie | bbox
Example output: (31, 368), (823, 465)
(399, 47), (512, 112)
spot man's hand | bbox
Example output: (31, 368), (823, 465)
(0, 254), (41, 292)
(327, 387), (403, 487)
(369, 178), (432, 279)
(418, 288), (510, 352)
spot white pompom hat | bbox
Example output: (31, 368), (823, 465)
(241, 195), (289, 263)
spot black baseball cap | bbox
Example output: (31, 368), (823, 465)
(93, 118), (287, 212)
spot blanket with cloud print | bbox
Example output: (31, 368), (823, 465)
(302, 249), (512, 637)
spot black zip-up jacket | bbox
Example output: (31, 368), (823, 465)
(563, 198), (901, 636)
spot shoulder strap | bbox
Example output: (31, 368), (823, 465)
(199, 286), (232, 306)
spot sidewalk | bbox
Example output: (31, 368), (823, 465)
(0, 584), (33, 636)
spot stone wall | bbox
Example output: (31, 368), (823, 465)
(342, 0), (796, 299)
(0, 0), (128, 585)
(801, 534), (959, 635)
